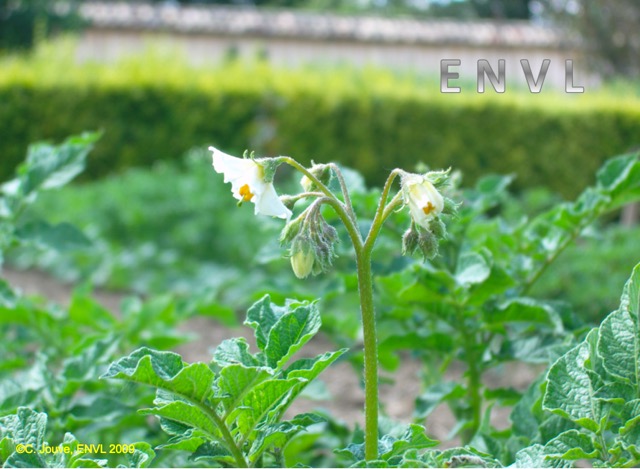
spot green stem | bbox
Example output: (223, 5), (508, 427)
(356, 248), (379, 461)
(460, 325), (482, 445)
(280, 156), (363, 249)
(329, 163), (357, 223)
(198, 403), (248, 468)
(281, 158), (407, 461)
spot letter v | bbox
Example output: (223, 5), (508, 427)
(521, 59), (550, 93)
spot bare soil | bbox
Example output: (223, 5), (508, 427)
(3, 268), (542, 445)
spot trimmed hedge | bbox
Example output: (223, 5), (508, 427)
(2, 42), (640, 197)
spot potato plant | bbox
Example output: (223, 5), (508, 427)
(1, 134), (640, 468)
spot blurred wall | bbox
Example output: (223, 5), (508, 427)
(76, 2), (595, 90)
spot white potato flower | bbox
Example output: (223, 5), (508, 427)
(401, 174), (444, 230)
(210, 146), (292, 220)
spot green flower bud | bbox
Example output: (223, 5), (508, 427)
(402, 227), (419, 256)
(300, 164), (331, 192)
(279, 215), (304, 245)
(290, 237), (315, 279)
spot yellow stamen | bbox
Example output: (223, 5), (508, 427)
(239, 184), (254, 202)
(422, 202), (435, 216)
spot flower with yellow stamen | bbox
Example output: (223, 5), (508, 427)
(210, 146), (292, 220)
(401, 174), (444, 230)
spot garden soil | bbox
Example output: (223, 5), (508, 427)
(4, 268), (542, 447)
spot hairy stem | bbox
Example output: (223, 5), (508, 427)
(356, 249), (379, 460)
(329, 163), (357, 224)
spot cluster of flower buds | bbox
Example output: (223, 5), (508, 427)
(280, 202), (339, 279)
(400, 169), (457, 260)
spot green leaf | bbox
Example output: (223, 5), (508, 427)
(140, 401), (220, 441)
(189, 440), (234, 466)
(0, 279), (17, 308)
(285, 350), (346, 381)
(217, 364), (273, 414)
(245, 295), (289, 351)
(511, 444), (570, 468)
(619, 400), (640, 452)
(487, 298), (563, 329)
(543, 429), (598, 460)
(621, 263), (640, 320)
(248, 414), (325, 462)
(0, 407), (47, 449)
(15, 221), (91, 252)
(433, 447), (502, 468)
(265, 301), (321, 369)
(118, 442), (155, 468)
(596, 152), (640, 203)
(212, 338), (261, 368)
(414, 382), (466, 419)
(102, 348), (216, 403)
(455, 250), (491, 286)
(379, 424), (437, 459)
(542, 341), (601, 432)
(597, 308), (638, 386)
(18, 132), (100, 196)
(226, 378), (303, 436)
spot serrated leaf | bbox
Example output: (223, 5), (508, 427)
(265, 302), (321, 369)
(102, 348), (216, 404)
(543, 341), (600, 432)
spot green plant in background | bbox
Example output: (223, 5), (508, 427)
(368, 151), (640, 448)
(0, 135), (239, 467)
(0, 1), (83, 51)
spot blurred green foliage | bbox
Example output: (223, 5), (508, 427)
(1, 41), (640, 199)
(0, 1), (83, 51)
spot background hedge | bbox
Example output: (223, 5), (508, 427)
(2, 41), (640, 197)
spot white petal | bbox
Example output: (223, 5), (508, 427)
(210, 146), (257, 184)
(255, 183), (292, 219)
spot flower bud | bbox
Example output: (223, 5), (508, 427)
(300, 164), (331, 192)
(279, 215), (304, 245)
(290, 237), (315, 279)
